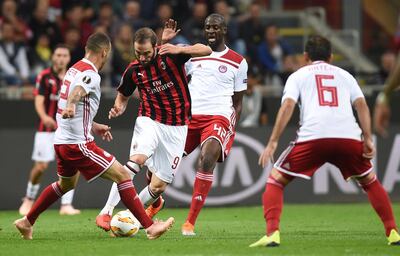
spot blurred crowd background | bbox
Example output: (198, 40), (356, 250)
(0, 0), (399, 128)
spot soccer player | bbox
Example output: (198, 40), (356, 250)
(374, 54), (400, 137)
(18, 45), (81, 216)
(95, 27), (212, 231)
(14, 32), (174, 240)
(250, 35), (400, 247)
(180, 14), (248, 236)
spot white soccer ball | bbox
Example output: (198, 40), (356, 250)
(110, 210), (141, 237)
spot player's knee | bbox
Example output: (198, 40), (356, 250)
(35, 162), (49, 172)
(149, 183), (166, 196)
(198, 152), (218, 172)
(129, 154), (147, 166)
(58, 180), (75, 193)
(356, 172), (377, 189)
(269, 169), (292, 187)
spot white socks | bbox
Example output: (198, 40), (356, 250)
(26, 182), (40, 200)
(61, 189), (75, 205)
(138, 185), (159, 208)
(26, 181), (75, 205)
(99, 161), (140, 216)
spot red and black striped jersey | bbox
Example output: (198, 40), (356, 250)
(34, 67), (62, 132)
(118, 53), (191, 126)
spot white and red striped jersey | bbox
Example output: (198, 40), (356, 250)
(54, 58), (101, 144)
(185, 46), (248, 121)
(282, 61), (364, 142)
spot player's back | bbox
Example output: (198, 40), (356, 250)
(54, 58), (101, 144)
(283, 61), (364, 142)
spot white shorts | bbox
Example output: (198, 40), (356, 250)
(130, 116), (188, 183)
(32, 132), (55, 162)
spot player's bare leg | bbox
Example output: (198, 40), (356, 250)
(96, 158), (143, 231)
(250, 169), (292, 247)
(100, 160), (174, 239)
(14, 174), (77, 240)
(183, 139), (219, 236)
(356, 172), (400, 245)
(141, 174), (167, 219)
(19, 162), (48, 215)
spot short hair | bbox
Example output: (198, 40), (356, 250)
(305, 35), (331, 61)
(205, 13), (227, 28)
(134, 27), (157, 47)
(85, 32), (111, 53)
(53, 44), (70, 53)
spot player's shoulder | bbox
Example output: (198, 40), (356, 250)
(220, 48), (245, 65)
(37, 67), (52, 80)
(71, 59), (97, 73)
(334, 65), (356, 80)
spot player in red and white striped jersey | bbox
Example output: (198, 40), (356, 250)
(179, 14), (248, 236)
(14, 32), (174, 240)
(96, 25), (212, 231)
(18, 45), (81, 216)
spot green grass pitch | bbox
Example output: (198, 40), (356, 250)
(1, 204), (399, 256)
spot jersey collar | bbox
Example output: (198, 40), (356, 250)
(211, 45), (229, 57)
(82, 58), (98, 73)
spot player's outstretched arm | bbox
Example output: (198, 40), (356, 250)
(374, 54), (400, 137)
(61, 85), (87, 119)
(109, 92), (129, 119)
(354, 97), (375, 159)
(161, 19), (180, 44)
(259, 98), (296, 168)
(92, 122), (113, 142)
(159, 43), (211, 57)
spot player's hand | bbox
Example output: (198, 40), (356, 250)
(92, 123), (113, 142)
(108, 104), (125, 119)
(373, 101), (390, 138)
(159, 43), (180, 55)
(362, 138), (375, 159)
(61, 105), (76, 119)
(42, 115), (57, 129)
(258, 141), (278, 168)
(161, 19), (180, 43)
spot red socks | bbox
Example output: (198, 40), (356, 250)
(27, 182), (64, 225)
(117, 180), (153, 228)
(263, 177), (284, 235)
(361, 177), (397, 236)
(186, 171), (213, 225)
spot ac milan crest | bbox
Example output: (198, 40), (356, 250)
(160, 61), (166, 70)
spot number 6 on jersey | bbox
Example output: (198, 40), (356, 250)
(315, 74), (338, 107)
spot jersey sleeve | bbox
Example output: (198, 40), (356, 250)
(281, 73), (300, 103)
(34, 72), (46, 96)
(169, 53), (191, 66)
(348, 75), (364, 103)
(117, 66), (137, 97)
(234, 59), (248, 92)
(74, 70), (101, 94)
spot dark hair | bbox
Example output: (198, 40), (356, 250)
(85, 32), (111, 53)
(53, 44), (70, 53)
(205, 13), (227, 28)
(305, 35), (331, 61)
(134, 27), (157, 47)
